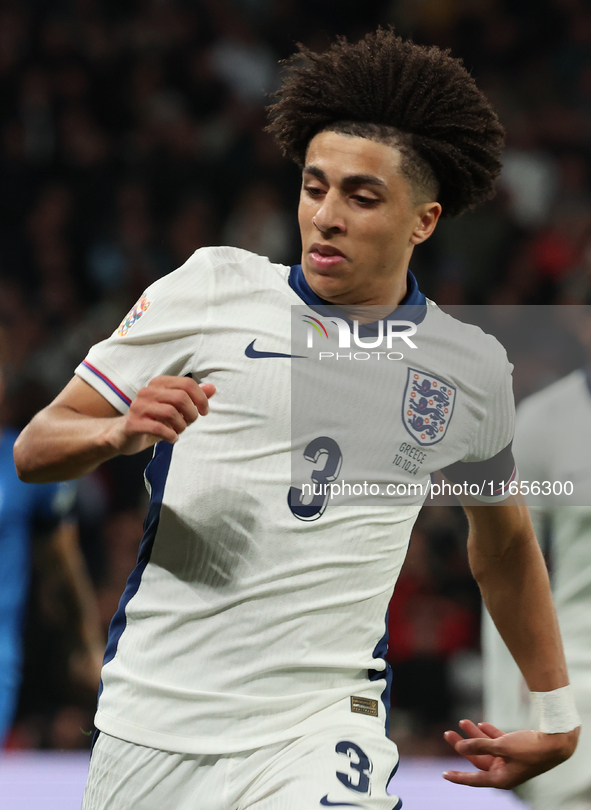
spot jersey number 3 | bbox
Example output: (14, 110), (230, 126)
(287, 436), (342, 521)
(336, 741), (372, 794)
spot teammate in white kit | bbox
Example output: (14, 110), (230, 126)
(483, 314), (591, 810)
(14, 29), (580, 809)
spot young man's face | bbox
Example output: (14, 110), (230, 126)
(298, 131), (441, 307)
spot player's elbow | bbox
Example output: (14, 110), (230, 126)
(468, 525), (536, 588)
(13, 424), (48, 482)
(14, 435), (35, 481)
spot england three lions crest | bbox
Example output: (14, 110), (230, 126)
(403, 368), (456, 446)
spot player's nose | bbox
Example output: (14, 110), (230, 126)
(312, 193), (346, 234)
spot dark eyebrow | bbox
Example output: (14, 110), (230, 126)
(303, 165), (328, 183)
(341, 173), (387, 189)
(303, 165), (387, 189)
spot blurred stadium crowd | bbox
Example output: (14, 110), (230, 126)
(0, 0), (590, 753)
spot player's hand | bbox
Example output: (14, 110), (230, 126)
(443, 718), (579, 789)
(107, 376), (215, 454)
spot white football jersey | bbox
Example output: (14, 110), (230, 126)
(483, 369), (591, 732)
(76, 246), (515, 754)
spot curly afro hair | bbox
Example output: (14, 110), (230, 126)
(266, 28), (505, 218)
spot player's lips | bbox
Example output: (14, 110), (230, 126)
(309, 243), (347, 270)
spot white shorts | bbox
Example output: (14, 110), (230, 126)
(82, 723), (401, 810)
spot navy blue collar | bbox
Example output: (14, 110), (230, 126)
(288, 264), (427, 328)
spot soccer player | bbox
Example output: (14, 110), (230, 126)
(0, 364), (103, 749)
(14, 29), (580, 809)
(0, 434), (73, 749)
(483, 311), (591, 810)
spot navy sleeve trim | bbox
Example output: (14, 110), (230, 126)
(441, 443), (516, 496)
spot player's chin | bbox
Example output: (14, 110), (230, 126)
(305, 265), (351, 298)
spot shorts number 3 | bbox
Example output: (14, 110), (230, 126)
(335, 741), (372, 794)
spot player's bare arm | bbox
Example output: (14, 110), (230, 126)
(51, 520), (105, 690)
(443, 496), (579, 788)
(14, 375), (215, 483)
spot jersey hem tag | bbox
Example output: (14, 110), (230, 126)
(350, 696), (378, 716)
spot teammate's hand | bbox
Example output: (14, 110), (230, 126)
(443, 718), (579, 789)
(107, 376), (216, 455)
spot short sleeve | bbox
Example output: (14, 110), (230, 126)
(441, 351), (517, 502)
(75, 250), (212, 412)
(462, 353), (516, 464)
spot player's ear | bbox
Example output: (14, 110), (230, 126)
(410, 201), (442, 245)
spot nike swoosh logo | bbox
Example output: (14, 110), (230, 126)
(245, 340), (306, 359)
(319, 797), (361, 808)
